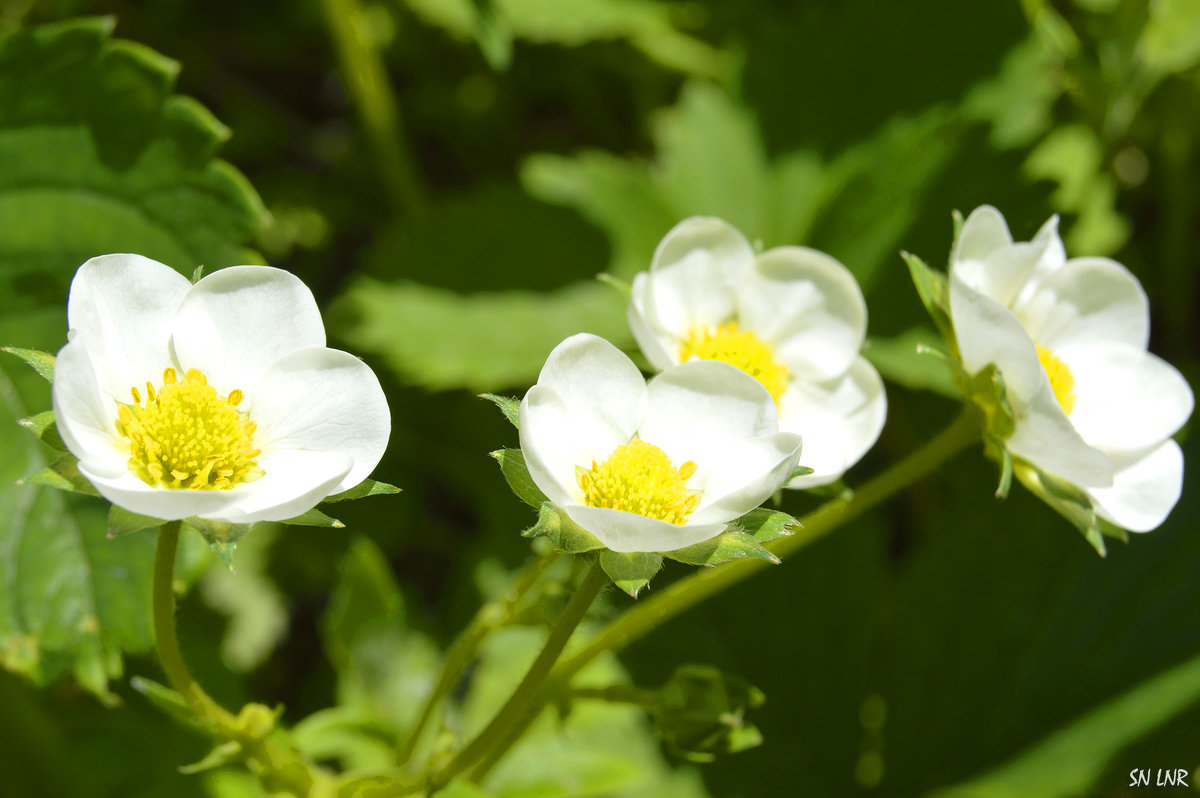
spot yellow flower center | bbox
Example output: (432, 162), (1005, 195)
(576, 439), (700, 525)
(115, 367), (264, 490)
(680, 321), (789, 404)
(1036, 344), (1076, 415)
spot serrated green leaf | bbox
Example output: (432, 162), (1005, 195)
(321, 478), (402, 503)
(280, 507), (345, 528)
(662, 530), (779, 567)
(599, 550), (662, 598)
(336, 277), (630, 392)
(17, 410), (66, 450)
(106, 505), (163, 538)
(480, 393), (521, 428)
(523, 502), (604, 553)
(0, 347), (55, 382)
(492, 448), (549, 509)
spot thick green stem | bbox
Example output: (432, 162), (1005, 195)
(399, 549), (560, 763)
(319, 0), (426, 218)
(470, 410), (982, 781)
(154, 523), (336, 797)
(429, 559), (609, 789)
(154, 521), (237, 728)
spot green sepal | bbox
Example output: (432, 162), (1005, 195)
(179, 740), (244, 774)
(599, 550), (663, 598)
(281, 507), (344, 528)
(730, 508), (800, 544)
(321, 478), (401, 503)
(492, 448), (549, 509)
(966, 363), (1017, 442)
(789, 465), (815, 480)
(662, 530), (778, 567)
(653, 664), (766, 763)
(951, 208), (965, 243)
(129, 676), (205, 731)
(17, 411), (67, 450)
(479, 392), (521, 428)
(596, 272), (632, 296)
(663, 507), (801, 566)
(191, 263), (206, 283)
(1012, 463), (1128, 557)
(900, 251), (954, 346)
(522, 502), (604, 553)
(18, 452), (99, 496)
(994, 448), (1014, 499)
(187, 517), (252, 572)
(1, 346), (56, 382)
(107, 505), (164, 538)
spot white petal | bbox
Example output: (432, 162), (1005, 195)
(737, 246), (867, 381)
(247, 347), (391, 493)
(171, 266), (326, 397)
(688, 432), (802, 525)
(50, 341), (126, 474)
(642, 217), (753, 335)
(518, 386), (585, 507)
(628, 273), (679, 370)
(1016, 257), (1149, 351)
(950, 275), (1111, 486)
(1023, 213), (1067, 288)
(563, 505), (726, 553)
(779, 356), (887, 488)
(952, 206), (1013, 264)
(79, 449), (352, 523)
(1088, 441), (1184, 533)
(638, 360), (778, 468)
(1007, 386), (1113, 488)
(949, 274), (1044, 405)
(221, 449), (354, 523)
(531, 333), (644, 456)
(1059, 343), (1193, 452)
(66, 254), (192, 399)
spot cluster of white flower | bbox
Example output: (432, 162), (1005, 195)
(47, 207), (1190, 557)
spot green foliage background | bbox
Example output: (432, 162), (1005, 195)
(0, 0), (1197, 796)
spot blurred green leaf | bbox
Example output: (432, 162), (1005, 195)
(338, 278), (629, 391)
(931, 648), (1200, 798)
(400, 0), (725, 78)
(653, 664), (766, 763)
(864, 327), (958, 398)
(1137, 0), (1200, 75)
(199, 524), (288, 673)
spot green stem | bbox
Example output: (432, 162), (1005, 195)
(154, 521), (237, 728)
(154, 523), (337, 797)
(429, 559), (609, 789)
(399, 549), (560, 763)
(471, 409), (982, 781)
(319, 0), (426, 218)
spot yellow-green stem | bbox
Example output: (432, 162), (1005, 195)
(471, 409), (982, 780)
(399, 549), (560, 764)
(430, 559), (609, 790)
(319, 0), (426, 218)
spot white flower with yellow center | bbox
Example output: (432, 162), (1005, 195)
(51, 254), (391, 523)
(949, 206), (1193, 532)
(519, 334), (803, 553)
(627, 217), (886, 488)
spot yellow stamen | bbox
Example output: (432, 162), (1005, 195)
(1036, 344), (1076, 415)
(680, 321), (789, 404)
(577, 439), (700, 525)
(117, 367), (263, 490)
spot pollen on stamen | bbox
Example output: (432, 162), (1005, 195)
(680, 321), (789, 405)
(117, 367), (262, 491)
(577, 439), (701, 525)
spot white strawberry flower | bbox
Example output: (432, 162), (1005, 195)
(627, 217), (886, 488)
(52, 254), (391, 523)
(519, 334), (802, 553)
(949, 206), (1193, 532)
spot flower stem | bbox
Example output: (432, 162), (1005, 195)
(153, 521), (237, 728)
(429, 558), (610, 789)
(154, 522), (337, 797)
(470, 409), (982, 781)
(319, 0), (426, 218)
(399, 548), (560, 763)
